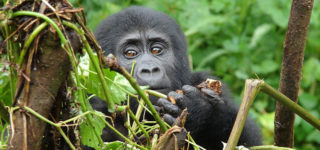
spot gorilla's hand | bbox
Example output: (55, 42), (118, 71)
(156, 85), (223, 125)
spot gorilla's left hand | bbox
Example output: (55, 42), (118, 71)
(156, 85), (223, 125)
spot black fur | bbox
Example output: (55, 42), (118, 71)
(92, 6), (262, 149)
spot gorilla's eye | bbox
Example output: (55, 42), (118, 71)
(124, 49), (138, 58)
(151, 47), (163, 55)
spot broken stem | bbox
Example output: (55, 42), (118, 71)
(225, 79), (320, 150)
(225, 79), (262, 150)
(261, 82), (320, 130)
(146, 90), (167, 99)
(131, 98), (145, 137)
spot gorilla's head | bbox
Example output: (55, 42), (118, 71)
(95, 6), (191, 93)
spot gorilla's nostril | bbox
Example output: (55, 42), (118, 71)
(141, 69), (151, 73)
(152, 67), (160, 73)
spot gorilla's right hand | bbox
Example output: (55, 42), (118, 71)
(155, 85), (223, 125)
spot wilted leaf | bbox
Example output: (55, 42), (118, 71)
(153, 126), (187, 150)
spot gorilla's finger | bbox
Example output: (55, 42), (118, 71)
(163, 114), (176, 125)
(157, 98), (171, 106)
(182, 85), (201, 97)
(200, 88), (224, 104)
(168, 91), (185, 108)
(157, 98), (181, 117)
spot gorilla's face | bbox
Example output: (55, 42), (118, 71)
(115, 29), (174, 94)
(95, 6), (191, 94)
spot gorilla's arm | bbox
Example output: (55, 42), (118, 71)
(157, 72), (262, 149)
(89, 72), (261, 149)
(89, 97), (128, 142)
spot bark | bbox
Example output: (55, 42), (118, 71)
(274, 0), (314, 147)
(7, 31), (80, 150)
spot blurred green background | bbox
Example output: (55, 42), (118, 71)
(1, 0), (318, 149)
(68, 0), (320, 149)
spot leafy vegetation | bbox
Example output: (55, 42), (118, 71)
(69, 0), (320, 149)
(1, 0), (319, 149)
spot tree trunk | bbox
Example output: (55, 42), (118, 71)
(274, 0), (314, 147)
(7, 31), (80, 150)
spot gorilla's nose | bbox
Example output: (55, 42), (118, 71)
(138, 64), (162, 78)
(136, 63), (164, 86)
(140, 67), (160, 75)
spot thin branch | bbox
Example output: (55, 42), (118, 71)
(24, 106), (75, 150)
(11, 11), (67, 46)
(250, 145), (294, 150)
(18, 22), (48, 66)
(104, 55), (168, 132)
(146, 90), (167, 99)
(225, 79), (320, 150)
(126, 106), (150, 148)
(62, 20), (115, 112)
(97, 113), (148, 150)
(261, 82), (320, 130)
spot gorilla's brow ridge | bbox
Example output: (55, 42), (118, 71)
(148, 37), (169, 46)
(119, 33), (170, 48)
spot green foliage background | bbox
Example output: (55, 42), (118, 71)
(68, 0), (320, 149)
(0, 0), (319, 149)
(71, 0), (320, 149)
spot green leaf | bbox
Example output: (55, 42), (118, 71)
(113, 73), (149, 95)
(234, 70), (248, 80)
(85, 52), (149, 107)
(301, 120), (313, 133)
(302, 58), (320, 87)
(102, 141), (139, 150)
(86, 55), (126, 105)
(249, 24), (272, 48)
(80, 111), (106, 149)
(0, 65), (13, 106)
(103, 141), (125, 150)
(252, 60), (278, 74)
(257, 0), (290, 28)
(299, 93), (317, 109)
(211, 0), (226, 13)
(258, 112), (275, 131)
(306, 130), (320, 144)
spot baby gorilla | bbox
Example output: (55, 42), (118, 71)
(92, 6), (262, 149)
